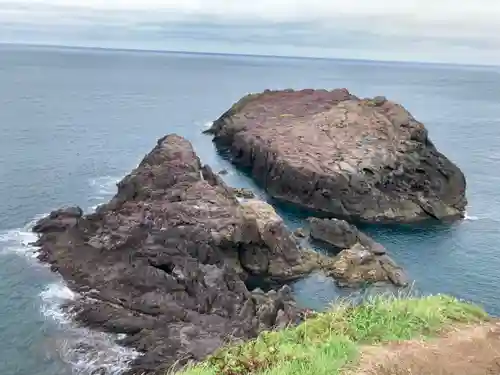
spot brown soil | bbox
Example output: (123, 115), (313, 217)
(354, 322), (500, 375)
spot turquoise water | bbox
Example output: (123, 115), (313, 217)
(0, 44), (499, 374)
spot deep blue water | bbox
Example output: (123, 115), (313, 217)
(0, 43), (499, 375)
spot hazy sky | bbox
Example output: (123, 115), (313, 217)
(0, 0), (499, 64)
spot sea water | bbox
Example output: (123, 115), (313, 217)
(1, 44), (499, 374)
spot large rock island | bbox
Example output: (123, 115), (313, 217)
(33, 135), (406, 374)
(206, 89), (467, 223)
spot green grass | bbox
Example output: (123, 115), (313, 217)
(174, 295), (488, 375)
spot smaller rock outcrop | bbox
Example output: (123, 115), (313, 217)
(309, 218), (408, 287)
(32, 206), (83, 233)
(309, 217), (385, 254)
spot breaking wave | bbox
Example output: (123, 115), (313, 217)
(40, 283), (139, 375)
(464, 212), (479, 221)
(0, 174), (141, 374)
(88, 176), (120, 204)
(202, 121), (214, 129)
(0, 214), (45, 259)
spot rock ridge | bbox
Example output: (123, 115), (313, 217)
(33, 134), (407, 374)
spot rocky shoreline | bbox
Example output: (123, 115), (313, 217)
(33, 134), (407, 374)
(206, 89), (467, 223)
(30, 87), (467, 375)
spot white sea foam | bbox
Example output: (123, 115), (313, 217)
(464, 212), (480, 221)
(89, 176), (120, 197)
(88, 175), (122, 213)
(0, 214), (46, 258)
(39, 282), (76, 325)
(0, 180), (141, 374)
(0, 229), (38, 258)
(203, 121), (214, 129)
(40, 283), (140, 375)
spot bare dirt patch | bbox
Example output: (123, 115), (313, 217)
(354, 322), (500, 375)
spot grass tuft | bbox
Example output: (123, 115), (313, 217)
(174, 295), (488, 375)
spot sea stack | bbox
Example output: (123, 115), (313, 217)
(32, 134), (408, 374)
(206, 89), (467, 223)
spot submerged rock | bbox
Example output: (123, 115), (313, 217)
(206, 89), (467, 223)
(309, 218), (408, 287)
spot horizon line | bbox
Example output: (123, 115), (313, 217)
(1, 41), (498, 70)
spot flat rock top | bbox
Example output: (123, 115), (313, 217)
(223, 89), (426, 174)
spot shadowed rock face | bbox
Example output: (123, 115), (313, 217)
(206, 89), (467, 223)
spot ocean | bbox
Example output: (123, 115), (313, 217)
(0, 43), (499, 375)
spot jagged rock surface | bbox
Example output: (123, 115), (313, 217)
(309, 218), (408, 287)
(32, 135), (328, 374)
(206, 89), (467, 223)
(33, 134), (410, 374)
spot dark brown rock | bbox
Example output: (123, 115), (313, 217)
(206, 89), (467, 223)
(31, 135), (327, 374)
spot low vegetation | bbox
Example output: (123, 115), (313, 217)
(174, 294), (488, 375)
